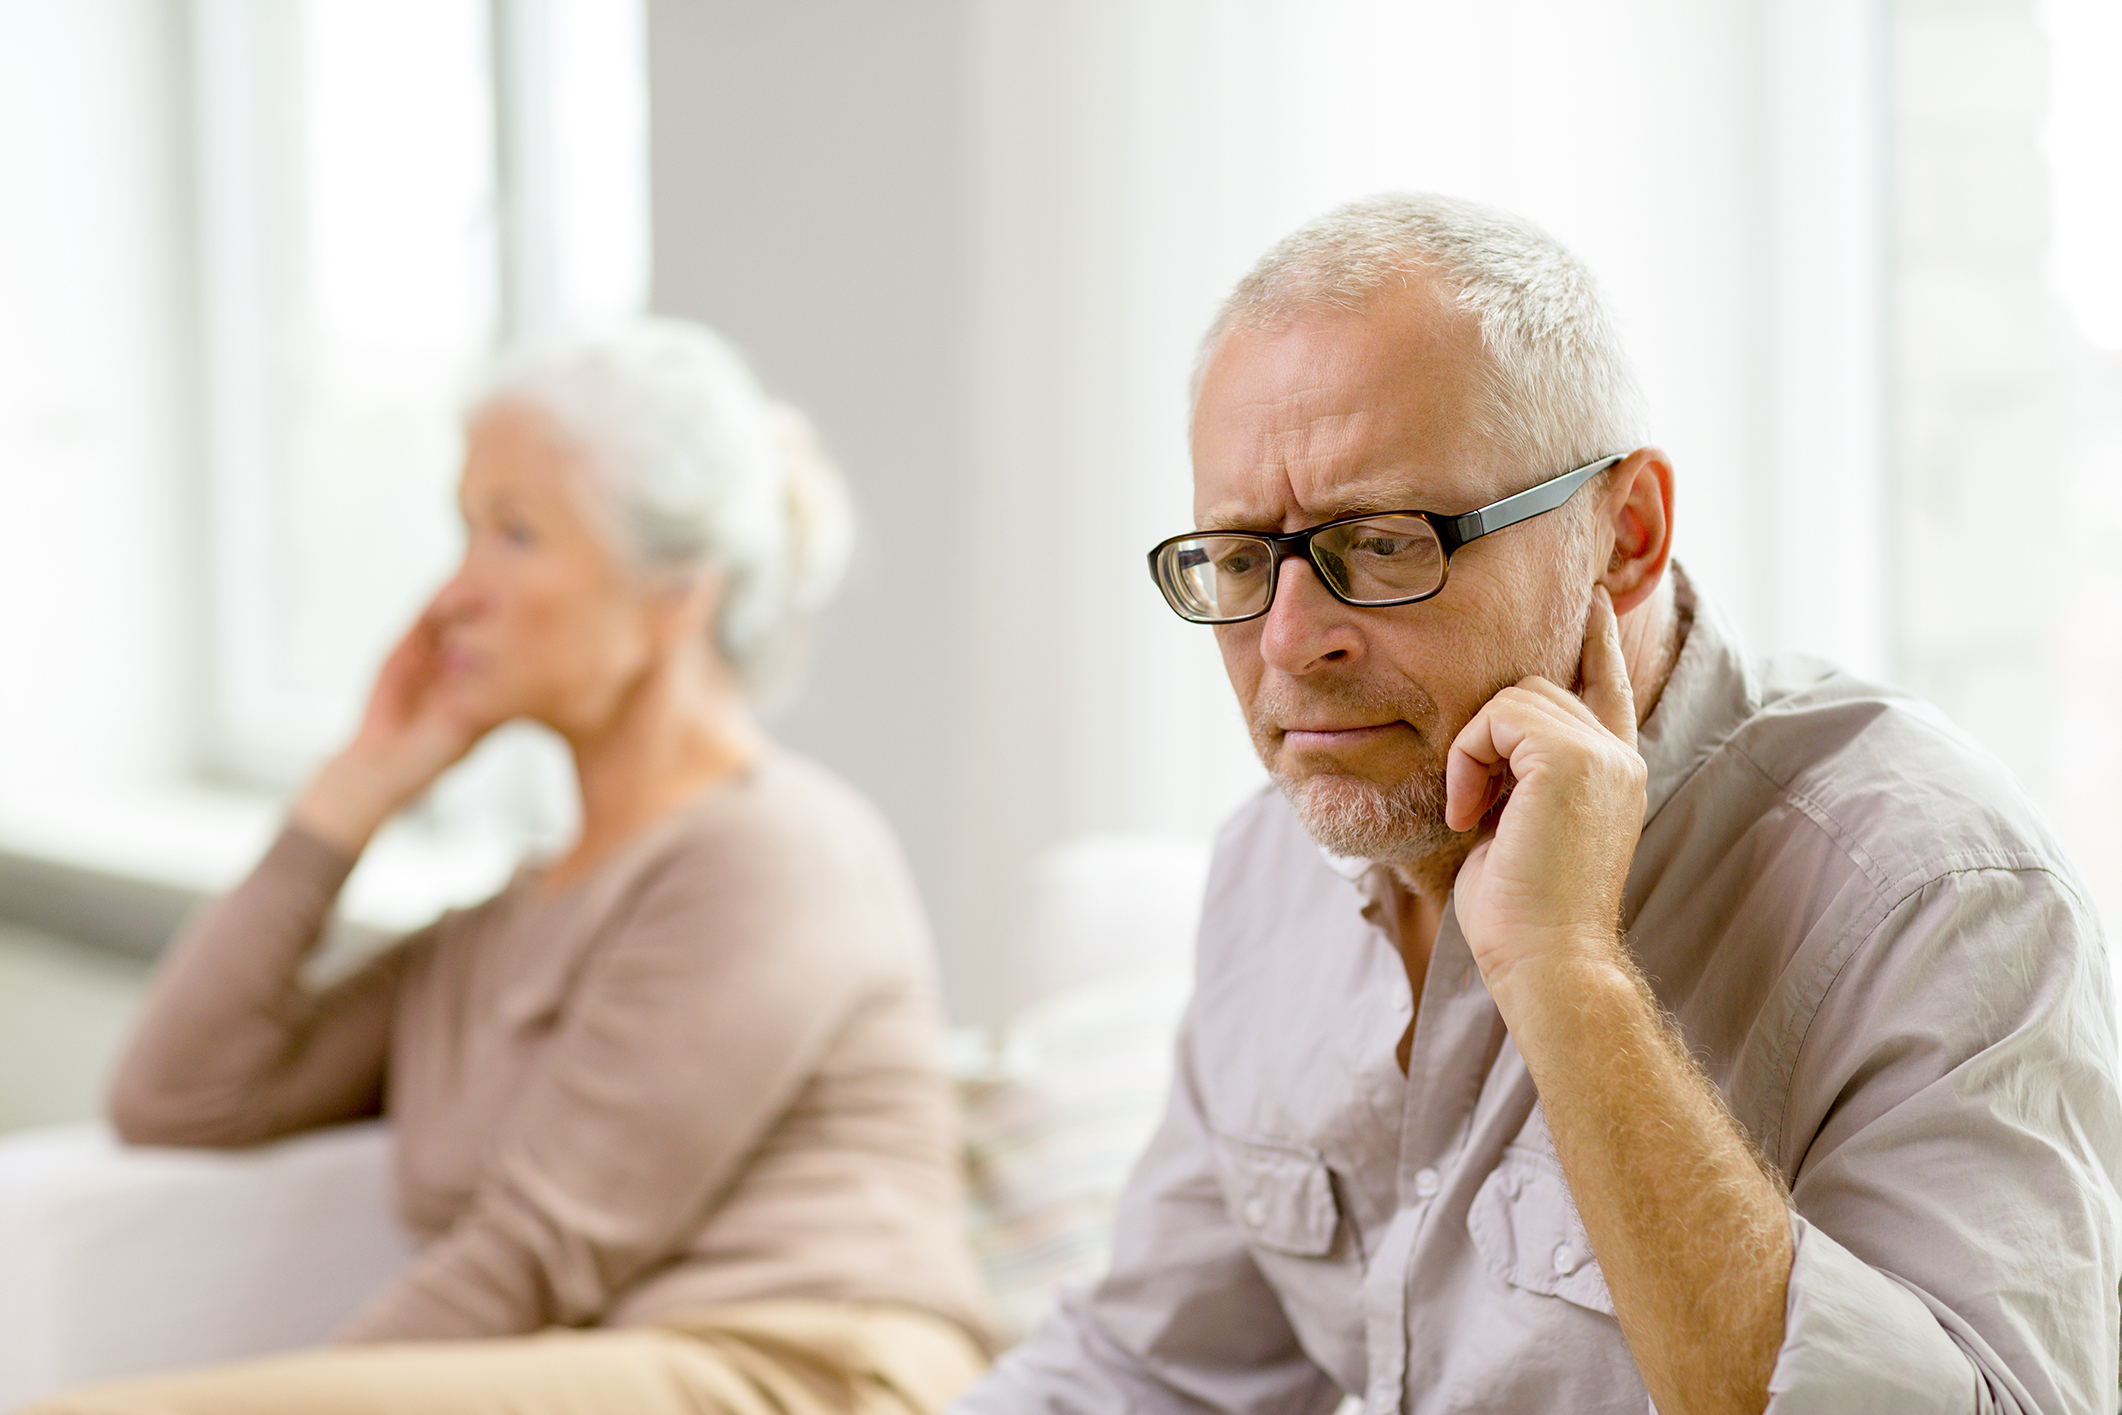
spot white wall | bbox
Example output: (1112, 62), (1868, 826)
(1892, 0), (2122, 935)
(644, 0), (981, 1005)
(646, 0), (1891, 1020)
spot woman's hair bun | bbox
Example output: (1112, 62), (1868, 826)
(765, 400), (854, 617)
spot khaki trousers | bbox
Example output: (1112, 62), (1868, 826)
(20, 1300), (989, 1415)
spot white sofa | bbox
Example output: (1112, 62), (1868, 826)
(0, 1121), (413, 1406)
(0, 834), (1210, 1408)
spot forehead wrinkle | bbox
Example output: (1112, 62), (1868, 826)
(1191, 288), (1501, 531)
(1196, 398), (1404, 532)
(1196, 484), (1420, 534)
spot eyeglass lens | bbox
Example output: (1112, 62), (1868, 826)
(1159, 515), (1447, 621)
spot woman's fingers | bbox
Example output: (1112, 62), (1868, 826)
(365, 599), (460, 726)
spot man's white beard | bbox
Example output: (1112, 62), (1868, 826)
(1276, 760), (1464, 868)
(1248, 671), (1465, 868)
(1251, 588), (1581, 869)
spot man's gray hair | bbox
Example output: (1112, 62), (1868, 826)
(477, 318), (854, 698)
(1197, 192), (1651, 480)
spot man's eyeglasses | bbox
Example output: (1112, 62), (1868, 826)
(1146, 453), (1624, 625)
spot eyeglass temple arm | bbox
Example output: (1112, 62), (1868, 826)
(1435, 453), (1625, 552)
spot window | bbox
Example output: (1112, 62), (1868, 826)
(189, 0), (647, 815)
(1892, 0), (2122, 932)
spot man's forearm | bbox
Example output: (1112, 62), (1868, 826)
(1491, 950), (1793, 1415)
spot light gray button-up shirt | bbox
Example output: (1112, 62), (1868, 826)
(957, 586), (2122, 1413)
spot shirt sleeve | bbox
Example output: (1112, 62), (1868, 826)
(338, 808), (898, 1340)
(953, 1007), (1344, 1415)
(1765, 863), (2122, 1414)
(107, 824), (405, 1147)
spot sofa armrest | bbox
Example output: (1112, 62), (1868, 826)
(959, 964), (1192, 1341)
(0, 1120), (412, 1407)
(953, 833), (1214, 1340)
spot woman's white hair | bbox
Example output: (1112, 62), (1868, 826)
(1197, 192), (1651, 480)
(476, 318), (854, 698)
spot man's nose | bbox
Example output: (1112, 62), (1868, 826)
(1256, 553), (1363, 674)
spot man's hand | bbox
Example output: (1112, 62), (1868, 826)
(1442, 583), (1790, 1415)
(1445, 584), (1647, 1000)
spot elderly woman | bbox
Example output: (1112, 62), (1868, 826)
(39, 321), (994, 1415)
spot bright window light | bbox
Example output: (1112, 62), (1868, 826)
(281, 0), (498, 725)
(2042, 0), (2122, 349)
(550, 0), (650, 331)
(193, 0), (648, 784)
(302, 0), (498, 397)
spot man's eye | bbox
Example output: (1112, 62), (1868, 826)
(1349, 534), (1420, 558)
(1217, 550), (1265, 578)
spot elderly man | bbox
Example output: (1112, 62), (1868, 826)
(955, 194), (2122, 1414)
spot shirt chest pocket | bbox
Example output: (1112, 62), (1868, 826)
(1209, 1132), (1341, 1258)
(1466, 1145), (1615, 1317)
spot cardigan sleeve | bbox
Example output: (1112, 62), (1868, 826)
(108, 824), (411, 1147)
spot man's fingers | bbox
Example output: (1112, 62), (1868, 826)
(1446, 688), (1554, 832)
(1445, 739), (1506, 833)
(1578, 584), (1637, 748)
(1449, 589), (1641, 834)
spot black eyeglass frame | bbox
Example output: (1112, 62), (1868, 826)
(1146, 452), (1626, 624)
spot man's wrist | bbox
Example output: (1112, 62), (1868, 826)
(1480, 934), (1645, 1028)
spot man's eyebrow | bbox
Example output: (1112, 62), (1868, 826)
(1194, 491), (1427, 532)
(1325, 490), (1425, 518)
(1192, 505), (1267, 533)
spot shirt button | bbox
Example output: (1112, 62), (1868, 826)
(1552, 1243), (1581, 1276)
(1413, 1167), (1440, 1199)
(1394, 987), (1412, 1013)
(1368, 1392), (1396, 1414)
(1242, 1195), (1267, 1228)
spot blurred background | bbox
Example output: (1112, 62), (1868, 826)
(0, 0), (2117, 1130)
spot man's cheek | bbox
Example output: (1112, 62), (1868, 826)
(1211, 623), (1261, 686)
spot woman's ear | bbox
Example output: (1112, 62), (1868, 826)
(648, 566), (726, 655)
(1597, 447), (1675, 615)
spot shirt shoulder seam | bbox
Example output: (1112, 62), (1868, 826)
(1715, 738), (2085, 1165)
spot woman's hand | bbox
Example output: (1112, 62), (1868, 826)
(292, 603), (490, 855)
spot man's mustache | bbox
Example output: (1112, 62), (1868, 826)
(1249, 678), (1437, 742)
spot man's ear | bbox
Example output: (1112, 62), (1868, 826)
(1596, 447), (1675, 615)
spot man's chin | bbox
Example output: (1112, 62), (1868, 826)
(1276, 769), (1461, 867)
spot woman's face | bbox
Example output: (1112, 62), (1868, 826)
(429, 402), (667, 737)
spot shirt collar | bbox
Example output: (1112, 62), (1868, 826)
(1318, 846), (1375, 881)
(1634, 566), (1759, 828)
(1316, 846), (1396, 934)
